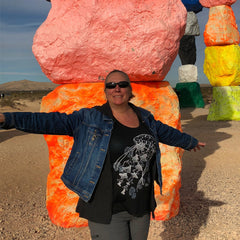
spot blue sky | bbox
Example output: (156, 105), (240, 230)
(0, 0), (239, 86)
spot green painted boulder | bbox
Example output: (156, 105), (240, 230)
(175, 82), (205, 108)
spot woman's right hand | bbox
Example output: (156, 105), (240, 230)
(0, 113), (5, 123)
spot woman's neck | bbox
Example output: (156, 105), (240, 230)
(110, 102), (139, 128)
(109, 102), (131, 115)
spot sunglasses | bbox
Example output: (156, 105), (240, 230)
(105, 81), (130, 89)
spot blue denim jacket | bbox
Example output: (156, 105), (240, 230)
(2, 102), (198, 202)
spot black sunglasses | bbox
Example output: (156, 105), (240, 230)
(105, 81), (130, 89)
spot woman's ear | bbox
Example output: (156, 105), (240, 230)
(104, 88), (107, 100)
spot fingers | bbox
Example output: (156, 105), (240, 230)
(190, 142), (206, 152)
(198, 142), (206, 147)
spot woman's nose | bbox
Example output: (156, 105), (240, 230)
(114, 85), (121, 91)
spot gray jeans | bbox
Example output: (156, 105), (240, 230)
(88, 211), (150, 240)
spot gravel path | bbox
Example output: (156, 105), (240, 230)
(0, 105), (239, 240)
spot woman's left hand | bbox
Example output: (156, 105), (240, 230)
(190, 142), (206, 152)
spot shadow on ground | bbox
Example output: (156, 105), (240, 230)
(160, 108), (230, 240)
(0, 129), (28, 143)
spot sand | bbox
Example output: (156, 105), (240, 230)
(0, 97), (240, 240)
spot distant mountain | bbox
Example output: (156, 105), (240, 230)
(0, 80), (59, 91)
(0, 79), (212, 92)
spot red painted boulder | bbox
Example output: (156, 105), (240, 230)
(32, 0), (187, 84)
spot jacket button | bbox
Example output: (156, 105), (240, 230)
(100, 148), (105, 152)
(89, 181), (95, 184)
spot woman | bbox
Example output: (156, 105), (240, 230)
(0, 70), (205, 240)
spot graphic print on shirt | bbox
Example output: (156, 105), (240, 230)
(113, 134), (156, 199)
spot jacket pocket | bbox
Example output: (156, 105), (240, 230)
(64, 127), (103, 182)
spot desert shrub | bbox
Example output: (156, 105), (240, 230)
(0, 97), (18, 108)
(0, 91), (51, 109)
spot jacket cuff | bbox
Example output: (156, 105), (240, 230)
(0, 113), (15, 129)
(186, 136), (198, 150)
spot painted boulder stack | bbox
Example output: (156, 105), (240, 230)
(177, 0), (205, 108)
(33, 0), (188, 227)
(200, 0), (240, 120)
(178, 10), (200, 65)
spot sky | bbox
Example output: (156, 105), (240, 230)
(0, 0), (240, 87)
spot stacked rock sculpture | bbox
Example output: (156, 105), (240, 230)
(176, 0), (205, 108)
(33, 0), (189, 227)
(200, 0), (240, 120)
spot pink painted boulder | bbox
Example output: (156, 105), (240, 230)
(199, 0), (237, 8)
(32, 0), (187, 84)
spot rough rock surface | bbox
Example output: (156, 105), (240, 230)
(184, 12), (200, 36)
(32, 0), (187, 84)
(200, 0), (237, 8)
(178, 35), (197, 65)
(207, 86), (240, 121)
(204, 5), (240, 46)
(175, 82), (205, 108)
(178, 64), (198, 82)
(203, 45), (240, 86)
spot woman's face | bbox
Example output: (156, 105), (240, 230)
(104, 72), (132, 107)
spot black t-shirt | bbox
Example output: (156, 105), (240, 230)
(109, 118), (157, 216)
(76, 116), (157, 223)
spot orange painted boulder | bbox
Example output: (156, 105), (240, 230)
(204, 5), (240, 46)
(32, 0), (187, 84)
(199, 0), (237, 8)
(41, 82), (183, 227)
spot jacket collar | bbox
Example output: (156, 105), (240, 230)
(94, 101), (150, 123)
(94, 102), (114, 119)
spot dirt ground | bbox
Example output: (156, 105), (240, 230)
(0, 99), (240, 240)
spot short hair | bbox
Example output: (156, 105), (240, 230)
(105, 70), (130, 84)
(104, 70), (134, 100)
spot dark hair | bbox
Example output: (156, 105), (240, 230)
(105, 70), (134, 100)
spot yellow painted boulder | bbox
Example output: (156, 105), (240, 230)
(204, 45), (240, 86)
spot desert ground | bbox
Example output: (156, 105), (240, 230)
(0, 84), (240, 240)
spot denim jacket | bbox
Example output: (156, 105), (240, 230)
(1, 102), (198, 202)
